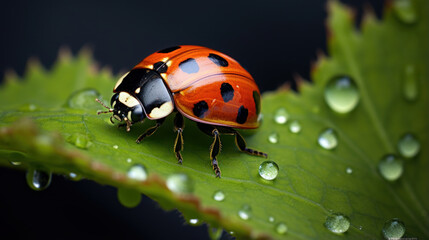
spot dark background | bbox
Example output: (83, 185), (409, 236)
(0, 0), (383, 239)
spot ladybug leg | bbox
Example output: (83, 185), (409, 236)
(173, 112), (184, 164)
(220, 127), (267, 158)
(135, 118), (165, 143)
(197, 123), (222, 178)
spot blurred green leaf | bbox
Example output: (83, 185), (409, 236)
(0, 0), (428, 239)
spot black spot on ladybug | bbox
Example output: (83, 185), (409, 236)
(179, 58), (199, 74)
(252, 91), (260, 115)
(153, 61), (168, 73)
(236, 106), (248, 124)
(220, 83), (234, 102)
(193, 101), (208, 118)
(158, 46), (181, 53)
(208, 53), (229, 67)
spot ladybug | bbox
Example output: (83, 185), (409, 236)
(96, 45), (267, 177)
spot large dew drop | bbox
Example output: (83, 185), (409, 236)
(382, 218), (405, 239)
(378, 155), (404, 181)
(324, 213), (350, 234)
(67, 133), (92, 149)
(318, 128), (338, 150)
(398, 133), (420, 158)
(26, 168), (52, 191)
(324, 76), (360, 114)
(393, 0), (417, 24)
(258, 161), (279, 180)
(213, 190), (225, 202)
(403, 65), (418, 101)
(289, 120), (301, 133)
(238, 204), (252, 220)
(274, 108), (289, 124)
(166, 173), (194, 194)
(67, 88), (101, 109)
(117, 187), (141, 208)
(127, 164), (148, 181)
(275, 222), (288, 235)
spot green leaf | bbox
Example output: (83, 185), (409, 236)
(1, 0), (428, 239)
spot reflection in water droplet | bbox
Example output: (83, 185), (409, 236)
(166, 173), (194, 194)
(19, 104), (38, 112)
(117, 187), (141, 208)
(67, 88), (101, 109)
(67, 133), (92, 149)
(378, 155), (403, 181)
(398, 133), (420, 158)
(346, 167), (353, 174)
(26, 168), (52, 191)
(274, 108), (289, 124)
(403, 64), (418, 101)
(238, 204), (252, 220)
(213, 190), (225, 202)
(113, 145), (119, 149)
(382, 218), (405, 239)
(289, 120), (301, 133)
(268, 132), (279, 144)
(127, 164), (148, 181)
(393, 0), (417, 24)
(126, 158), (132, 163)
(318, 128), (338, 150)
(275, 222), (288, 235)
(324, 76), (360, 114)
(268, 216), (275, 223)
(324, 213), (350, 234)
(258, 161), (279, 180)
(68, 172), (82, 181)
(189, 219), (199, 225)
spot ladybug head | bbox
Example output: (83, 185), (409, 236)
(96, 92), (145, 132)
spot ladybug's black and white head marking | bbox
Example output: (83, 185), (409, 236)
(98, 69), (175, 131)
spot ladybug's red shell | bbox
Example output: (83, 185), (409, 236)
(133, 45), (261, 129)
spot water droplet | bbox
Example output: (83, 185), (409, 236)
(68, 172), (82, 181)
(126, 158), (132, 163)
(10, 161), (22, 166)
(67, 133), (92, 149)
(26, 167), (52, 191)
(274, 108), (289, 124)
(346, 167), (353, 174)
(127, 164), (148, 181)
(275, 222), (288, 235)
(358, 226), (363, 230)
(393, 0), (417, 24)
(324, 76), (360, 114)
(113, 145), (119, 149)
(67, 88), (101, 109)
(268, 216), (275, 223)
(258, 161), (279, 180)
(268, 132), (279, 144)
(289, 120), (301, 133)
(382, 218), (405, 239)
(378, 155), (404, 181)
(324, 213), (350, 234)
(213, 190), (225, 202)
(19, 104), (38, 112)
(166, 173), (194, 194)
(403, 65), (418, 101)
(117, 187), (141, 208)
(318, 128), (338, 150)
(238, 204), (252, 220)
(398, 133), (420, 158)
(189, 218), (199, 225)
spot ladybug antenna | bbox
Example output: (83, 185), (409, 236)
(95, 98), (113, 114)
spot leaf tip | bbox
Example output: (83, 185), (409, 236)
(58, 46), (73, 63)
